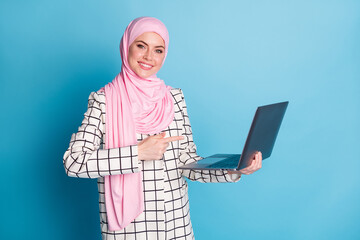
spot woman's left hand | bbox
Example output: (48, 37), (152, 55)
(228, 151), (262, 176)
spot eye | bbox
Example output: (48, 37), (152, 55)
(155, 49), (163, 54)
(137, 44), (145, 49)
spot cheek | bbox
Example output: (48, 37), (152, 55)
(155, 55), (165, 67)
(128, 48), (140, 64)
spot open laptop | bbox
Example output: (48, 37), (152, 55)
(179, 101), (289, 171)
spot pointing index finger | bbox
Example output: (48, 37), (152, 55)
(163, 136), (184, 143)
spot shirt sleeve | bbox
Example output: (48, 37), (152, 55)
(177, 89), (241, 183)
(63, 91), (141, 179)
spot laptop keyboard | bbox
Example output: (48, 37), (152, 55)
(208, 157), (239, 169)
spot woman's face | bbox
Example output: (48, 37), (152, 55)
(128, 32), (166, 78)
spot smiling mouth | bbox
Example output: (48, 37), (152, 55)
(138, 62), (153, 70)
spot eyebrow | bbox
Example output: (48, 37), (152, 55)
(135, 40), (165, 49)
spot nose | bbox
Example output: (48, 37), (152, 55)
(143, 48), (153, 60)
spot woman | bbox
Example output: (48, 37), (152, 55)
(63, 17), (262, 240)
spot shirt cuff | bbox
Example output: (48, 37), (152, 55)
(227, 171), (241, 182)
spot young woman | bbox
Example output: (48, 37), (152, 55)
(63, 17), (262, 240)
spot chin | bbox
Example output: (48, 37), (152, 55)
(138, 73), (151, 78)
(136, 70), (155, 78)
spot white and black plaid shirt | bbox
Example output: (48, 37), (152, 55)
(63, 88), (240, 240)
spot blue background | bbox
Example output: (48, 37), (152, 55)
(1, 0), (359, 239)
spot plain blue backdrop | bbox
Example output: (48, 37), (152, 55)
(1, 0), (359, 239)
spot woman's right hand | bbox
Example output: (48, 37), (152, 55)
(138, 132), (184, 161)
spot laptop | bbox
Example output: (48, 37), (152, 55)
(179, 101), (289, 171)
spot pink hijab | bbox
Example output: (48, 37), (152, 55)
(103, 17), (174, 231)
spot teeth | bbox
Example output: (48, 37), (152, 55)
(140, 62), (152, 68)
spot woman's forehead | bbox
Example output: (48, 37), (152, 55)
(132, 32), (165, 47)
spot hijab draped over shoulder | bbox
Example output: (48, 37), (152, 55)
(103, 17), (174, 231)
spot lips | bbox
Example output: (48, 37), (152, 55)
(138, 61), (153, 70)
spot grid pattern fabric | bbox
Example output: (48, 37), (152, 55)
(63, 88), (240, 240)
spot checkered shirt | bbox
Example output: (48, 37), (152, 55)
(63, 88), (240, 240)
